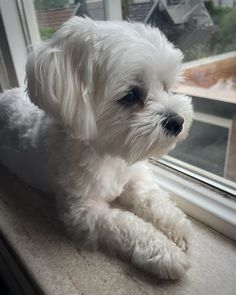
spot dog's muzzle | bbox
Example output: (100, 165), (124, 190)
(162, 112), (184, 136)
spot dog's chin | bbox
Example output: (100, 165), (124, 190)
(126, 138), (178, 164)
(92, 132), (180, 165)
(91, 111), (192, 163)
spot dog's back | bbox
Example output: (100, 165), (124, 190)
(0, 88), (53, 191)
(0, 88), (36, 148)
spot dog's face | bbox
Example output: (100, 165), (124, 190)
(26, 17), (193, 163)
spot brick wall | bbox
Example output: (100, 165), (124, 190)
(36, 7), (74, 28)
(35, 1), (105, 29)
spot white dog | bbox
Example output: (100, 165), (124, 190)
(0, 17), (193, 279)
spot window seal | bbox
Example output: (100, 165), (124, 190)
(151, 156), (236, 197)
(149, 159), (236, 241)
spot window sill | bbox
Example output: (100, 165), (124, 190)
(0, 163), (235, 294)
(149, 159), (236, 241)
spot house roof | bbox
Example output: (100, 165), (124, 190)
(128, 1), (154, 22)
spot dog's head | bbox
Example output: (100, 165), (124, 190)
(26, 17), (193, 163)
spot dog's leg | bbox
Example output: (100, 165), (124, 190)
(119, 164), (192, 252)
(60, 199), (189, 279)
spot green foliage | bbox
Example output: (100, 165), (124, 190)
(183, 2), (236, 61)
(205, 1), (232, 25)
(209, 7), (236, 54)
(39, 27), (56, 40)
(184, 44), (215, 62)
(193, 1), (236, 60)
(34, 0), (67, 10)
(204, 0), (214, 13)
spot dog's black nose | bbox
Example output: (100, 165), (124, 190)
(162, 113), (184, 136)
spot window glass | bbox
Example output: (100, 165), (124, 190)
(126, 0), (236, 188)
(34, 0), (105, 40)
(10, 0), (236, 190)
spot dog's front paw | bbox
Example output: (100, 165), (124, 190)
(132, 239), (190, 279)
(120, 184), (193, 253)
(168, 218), (192, 252)
(172, 235), (188, 252)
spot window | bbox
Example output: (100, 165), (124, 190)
(1, 0), (236, 194)
(0, 0), (235, 238)
(139, 0), (236, 195)
(34, 0), (106, 40)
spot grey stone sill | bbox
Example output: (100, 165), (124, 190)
(0, 165), (235, 295)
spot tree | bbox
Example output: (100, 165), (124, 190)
(205, 0), (232, 25)
(210, 8), (236, 54)
(205, 1), (236, 54)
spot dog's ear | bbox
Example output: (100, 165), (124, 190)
(26, 17), (97, 140)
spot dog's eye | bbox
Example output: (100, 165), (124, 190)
(118, 87), (143, 107)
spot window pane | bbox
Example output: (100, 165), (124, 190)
(125, 0), (236, 189)
(34, 0), (105, 40)
(5, 0), (236, 192)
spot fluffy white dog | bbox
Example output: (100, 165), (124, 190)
(0, 17), (193, 279)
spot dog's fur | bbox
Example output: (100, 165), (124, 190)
(0, 17), (193, 279)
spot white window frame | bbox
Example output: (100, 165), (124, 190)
(0, 0), (40, 88)
(0, 0), (235, 241)
(150, 160), (236, 241)
(0, 0), (27, 87)
(159, 156), (236, 195)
